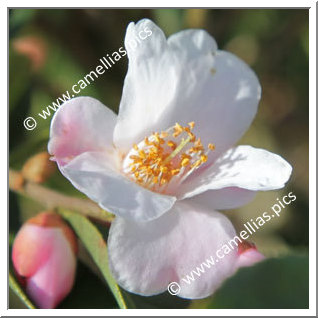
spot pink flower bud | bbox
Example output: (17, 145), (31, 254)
(22, 152), (56, 184)
(236, 241), (265, 268)
(12, 212), (77, 309)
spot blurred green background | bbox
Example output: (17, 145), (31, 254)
(9, 9), (309, 309)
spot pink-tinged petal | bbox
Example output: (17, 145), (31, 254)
(12, 224), (55, 277)
(26, 228), (76, 308)
(188, 187), (256, 210)
(60, 151), (176, 222)
(236, 241), (265, 268)
(114, 19), (261, 163)
(12, 213), (77, 309)
(108, 201), (238, 299)
(48, 96), (117, 166)
(179, 145), (292, 199)
(27, 212), (78, 254)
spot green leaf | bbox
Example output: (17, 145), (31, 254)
(9, 9), (37, 38)
(59, 260), (118, 308)
(9, 49), (32, 112)
(206, 255), (309, 309)
(9, 273), (35, 309)
(58, 209), (130, 309)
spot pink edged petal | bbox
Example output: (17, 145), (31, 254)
(60, 151), (176, 222)
(108, 201), (239, 299)
(236, 248), (265, 268)
(188, 187), (256, 210)
(179, 145), (292, 199)
(236, 241), (265, 269)
(12, 225), (56, 277)
(114, 19), (261, 163)
(26, 228), (76, 308)
(48, 96), (117, 166)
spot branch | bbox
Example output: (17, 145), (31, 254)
(9, 169), (114, 223)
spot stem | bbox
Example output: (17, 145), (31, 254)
(9, 169), (114, 223)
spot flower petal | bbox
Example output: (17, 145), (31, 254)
(189, 187), (256, 210)
(236, 241), (265, 268)
(108, 201), (238, 299)
(12, 224), (55, 277)
(179, 145), (292, 199)
(60, 151), (176, 222)
(26, 228), (76, 308)
(48, 96), (117, 166)
(236, 247), (265, 268)
(114, 19), (261, 163)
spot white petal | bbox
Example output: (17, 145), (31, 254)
(179, 145), (292, 199)
(189, 187), (256, 210)
(114, 19), (174, 151)
(48, 96), (117, 165)
(108, 201), (238, 299)
(60, 152), (176, 222)
(168, 29), (217, 57)
(114, 19), (261, 163)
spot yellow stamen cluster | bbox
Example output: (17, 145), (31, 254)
(125, 122), (215, 190)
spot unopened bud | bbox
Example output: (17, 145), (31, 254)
(12, 36), (47, 71)
(22, 152), (56, 183)
(12, 212), (77, 308)
(9, 170), (24, 191)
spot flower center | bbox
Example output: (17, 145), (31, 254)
(122, 122), (215, 193)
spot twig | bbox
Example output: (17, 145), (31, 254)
(9, 169), (114, 223)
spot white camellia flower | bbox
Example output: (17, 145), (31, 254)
(48, 19), (292, 299)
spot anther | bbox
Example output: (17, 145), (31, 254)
(133, 144), (138, 151)
(208, 143), (215, 150)
(138, 150), (146, 159)
(171, 169), (180, 175)
(181, 158), (190, 167)
(167, 140), (177, 150)
(173, 123), (183, 137)
(200, 154), (208, 163)
(124, 121), (215, 191)
(144, 137), (151, 146)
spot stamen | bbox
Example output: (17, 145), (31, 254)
(208, 143), (215, 151)
(191, 160), (202, 169)
(200, 154), (208, 163)
(160, 131), (169, 138)
(167, 140), (177, 150)
(171, 169), (180, 175)
(181, 157), (190, 167)
(133, 144), (138, 151)
(138, 150), (146, 159)
(129, 155), (139, 160)
(144, 137), (151, 146)
(173, 123), (183, 137)
(122, 122), (215, 192)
